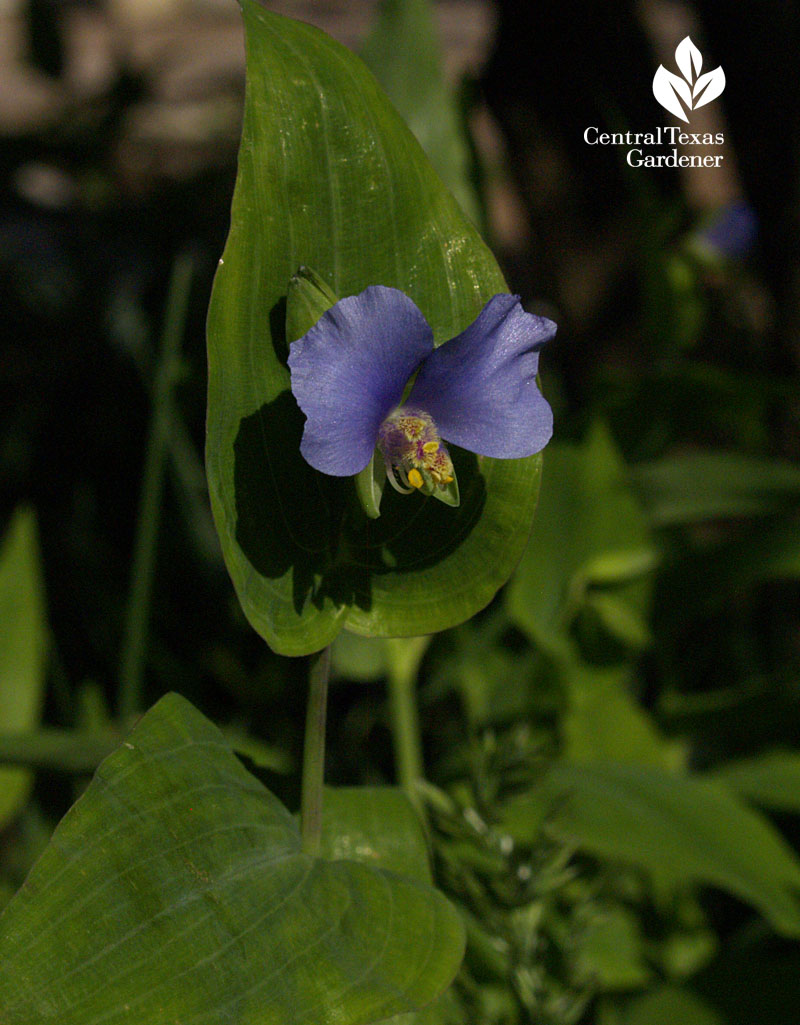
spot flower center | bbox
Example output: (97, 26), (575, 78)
(377, 408), (455, 494)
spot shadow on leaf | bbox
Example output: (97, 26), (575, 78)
(345, 446), (488, 576)
(234, 393), (373, 616)
(234, 395), (487, 621)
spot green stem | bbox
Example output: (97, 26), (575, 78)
(386, 636), (431, 813)
(300, 646), (331, 856)
(118, 254), (193, 720)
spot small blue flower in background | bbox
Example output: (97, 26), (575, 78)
(692, 201), (758, 263)
(288, 285), (555, 503)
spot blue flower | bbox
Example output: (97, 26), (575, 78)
(287, 285), (555, 501)
(695, 201), (758, 261)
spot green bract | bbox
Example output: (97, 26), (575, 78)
(206, 3), (543, 655)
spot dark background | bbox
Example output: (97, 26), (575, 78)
(2, 2), (799, 1022)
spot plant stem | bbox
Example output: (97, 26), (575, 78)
(118, 254), (193, 720)
(386, 636), (430, 814)
(300, 646), (331, 856)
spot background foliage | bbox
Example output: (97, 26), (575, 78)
(2, 0), (800, 1022)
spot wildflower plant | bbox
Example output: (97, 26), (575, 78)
(201, 4), (559, 1013)
(206, 4), (551, 658)
(2, 5), (800, 1025)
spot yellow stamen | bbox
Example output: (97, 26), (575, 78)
(442, 475), (454, 484)
(422, 441), (439, 454)
(407, 468), (424, 489)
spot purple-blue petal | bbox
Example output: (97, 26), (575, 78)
(288, 285), (434, 476)
(697, 201), (758, 260)
(405, 294), (555, 458)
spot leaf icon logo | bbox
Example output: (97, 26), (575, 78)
(653, 36), (725, 123)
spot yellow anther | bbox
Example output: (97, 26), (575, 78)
(407, 468), (424, 489)
(423, 441), (439, 454)
(442, 475), (454, 484)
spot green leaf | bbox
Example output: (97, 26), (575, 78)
(430, 610), (538, 727)
(575, 905), (651, 991)
(560, 658), (683, 769)
(506, 422), (655, 654)
(285, 264), (340, 344)
(355, 452), (387, 520)
(708, 750), (800, 814)
(501, 761), (800, 936)
(583, 592), (653, 650)
(206, 3), (541, 655)
(633, 451), (800, 526)
(385, 992), (466, 1025)
(320, 785), (432, 882)
(0, 728), (119, 773)
(361, 0), (481, 227)
(320, 788), (465, 1025)
(331, 632), (391, 682)
(600, 986), (724, 1025)
(0, 694), (465, 1025)
(0, 508), (48, 828)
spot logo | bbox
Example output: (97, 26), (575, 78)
(652, 36), (725, 124)
(583, 35), (726, 168)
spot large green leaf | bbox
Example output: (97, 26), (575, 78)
(500, 761), (800, 937)
(0, 508), (48, 828)
(207, 2), (541, 655)
(320, 785), (432, 882)
(0, 694), (464, 1024)
(320, 787), (466, 1025)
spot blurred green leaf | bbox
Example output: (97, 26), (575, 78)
(331, 632), (390, 682)
(600, 985), (725, 1025)
(0, 694), (464, 1024)
(207, 3), (542, 655)
(501, 761), (800, 936)
(575, 905), (651, 991)
(361, 0), (481, 226)
(0, 508), (48, 828)
(0, 728), (118, 773)
(708, 750), (800, 814)
(222, 728), (294, 774)
(431, 611), (537, 727)
(583, 592), (653, 650)
(507, 422), (656, 654)
(386, 989), (467, 1025)
(659, 919), (718, 980)
(633, 451), (800, 526)
(560, 658), (683, 769)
